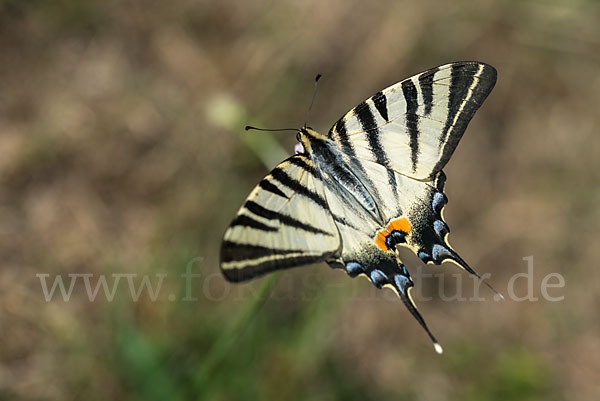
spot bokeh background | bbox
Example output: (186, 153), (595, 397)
(1, 0), (599, 400)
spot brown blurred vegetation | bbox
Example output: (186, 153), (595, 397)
(1, 0), (599, 400)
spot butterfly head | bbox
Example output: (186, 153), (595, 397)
(297, 126), (327, 154)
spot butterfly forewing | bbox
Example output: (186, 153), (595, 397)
(328, 62), (496, 180)
(221, 155), (341, 282)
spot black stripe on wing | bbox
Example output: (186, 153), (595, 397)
(355, 101), (378, 131)
(270, 167), (328, 209)
(258, 179), (288, 198)
(221, 242), (304, 263)
(440, 64), (475, 144)
(221, 241), (333, 282)
(287, 155), (320, 177)
(372, 91), (389, 121)
(332, 119), (354, 156)
(354, 101), (398, 197)
(401, 79), (420, 172)
(244, 200), (334, 236)
(418, 67), (438, 116)
(329, 119), (385, 205)
(230, 214), (277, 232)
(433, 63), (496, 173)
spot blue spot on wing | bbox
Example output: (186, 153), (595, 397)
(432, 244), (452, 263)
(394, 274), (411, 295)
(418, 250), (431, 261)
(433, 220), (449, 239)
(346, 262), (363, 277)
(369, 269), (388, 287)
(432, 192), (447, 214)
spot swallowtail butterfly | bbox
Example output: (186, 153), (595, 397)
(221, 62), (497, 353)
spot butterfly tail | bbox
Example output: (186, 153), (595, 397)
(390, 264), (443, 354)
(409, 171), (501, 298)
(344, 249), (443, 354)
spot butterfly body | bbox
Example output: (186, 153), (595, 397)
(300, 127), (382, 221)
(221, 62), (497, 351)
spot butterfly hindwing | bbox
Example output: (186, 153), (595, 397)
(221, 155), (341, 282)
(318, 158), (446, 348)
(328, 62), (497, 180)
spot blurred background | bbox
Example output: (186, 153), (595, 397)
(1, 0), (599, 400)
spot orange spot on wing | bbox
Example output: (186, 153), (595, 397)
(373, 217), (411, 251)
(386, 217), (411, 234)
(374, 230), (388, 251)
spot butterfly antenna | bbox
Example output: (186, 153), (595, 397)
(245, 126), (297, 133)
(303, 74), (322, 128)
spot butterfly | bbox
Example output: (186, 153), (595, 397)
(220, 62), (497, 353)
